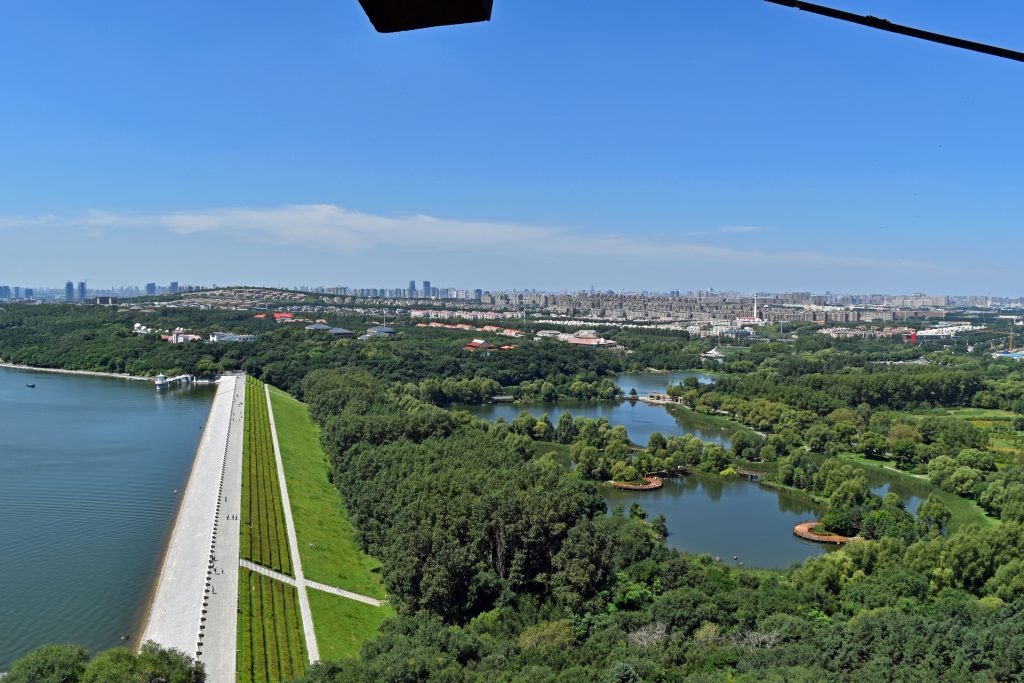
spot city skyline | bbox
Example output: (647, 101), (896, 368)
(3, 276), (1022, 303)
(1, 2), (1021, 292)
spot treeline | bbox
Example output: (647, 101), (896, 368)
(3, 642), (204, 683)
(0, 304), (633, 395)
(407, 373), (622, 405)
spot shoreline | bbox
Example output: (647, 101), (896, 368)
(138, 375), (243, 671)
(132, 378), (225, 652)
(0, 361), (151, 381)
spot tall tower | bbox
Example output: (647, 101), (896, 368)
(753, 293), (758, 320)
(77, 281), (87, 301)
(422, 280), (431, 298)
(65, 281), (74, 301)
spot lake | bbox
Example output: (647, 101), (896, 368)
(467, 371), (832, 568)
(604, 474), (829, 569)
(460, 371), (734, 448)
(0, 367), (214, 671)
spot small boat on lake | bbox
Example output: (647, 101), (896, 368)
(25, 383), (35, 388)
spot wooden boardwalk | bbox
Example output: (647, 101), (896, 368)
(793, 521), (851, 544)
(611, 475), (663, 491)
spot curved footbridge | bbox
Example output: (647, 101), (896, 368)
(139, 375), (245, 683)
(793, 521), (852, 544)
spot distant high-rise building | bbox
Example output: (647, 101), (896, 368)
(13, 286), (21, 299)
(145, 282), (157, 296)
(408, 280), (416, 297)
(474, 289), (483, 302)
(0, 285), (10, 299)
(77, 281), (87, 301)
(65, 281), (74, 301)
(422, 280), (431, 299)
(24, 288), (33, 299)
(169, 281), (179, 294)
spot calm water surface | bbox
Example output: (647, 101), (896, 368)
(604, 474), (830, 569)
(461, 372), (732, 447)
(467, 372), (831, 568)
(0, 367), (214, 670)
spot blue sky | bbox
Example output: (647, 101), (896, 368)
(0, 1), (1021, 294)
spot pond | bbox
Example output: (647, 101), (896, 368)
(603, 473), (830, 569)
(460, 371), (734, 448)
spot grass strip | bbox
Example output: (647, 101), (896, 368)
(306, 589), (395, 661)
(268, 388), (388, 599)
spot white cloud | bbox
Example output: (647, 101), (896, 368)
(0, 204), (926, 272)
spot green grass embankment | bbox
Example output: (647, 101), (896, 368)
(267, 386), (393, 660)
(306, 590), (395, 661)
(663, 404), (760, 439)
(238, 376), (305, 683)
(242, 376), (292, 574)
(238, 567), (306, 683)
(267, 387), (388, 600)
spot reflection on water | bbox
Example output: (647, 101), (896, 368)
(604, 474), (831, 569)
(467, 373), (830, 570)
(461, 370), (730, 447)
(615, 370), (715, 396)
(462, 400), (734, 448)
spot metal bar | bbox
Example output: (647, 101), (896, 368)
(765, 0), (1024, 63)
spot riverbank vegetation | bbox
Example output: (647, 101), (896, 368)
(2, 642), (205, 683)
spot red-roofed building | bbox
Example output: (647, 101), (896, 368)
(464, 339), (497, 352)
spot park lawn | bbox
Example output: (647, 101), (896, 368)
(990, 435), (1024, 458)
(664, 404), (760, 439)
(306, 590), (395, 661)
(268, 388), (388, 600)
(945, 407), (1017, 421)
(838, 453), (998, 532)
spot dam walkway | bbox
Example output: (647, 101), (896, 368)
(139, 375), (244, 683)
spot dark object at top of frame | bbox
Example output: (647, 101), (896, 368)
(357, 0), (493, 33)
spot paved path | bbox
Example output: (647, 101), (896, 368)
(200, 377), (245, 682)
(265, 384), (320, 664)
(140, 376), (243, 683)
(240, 558), (295, 585)
(240, 558), (385, 607)
(306, 579), (385, 607)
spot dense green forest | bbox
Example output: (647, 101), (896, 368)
(5, 300), (1024, 681)
(0, 304), (636, 396)
(289, 367), (1024, 682)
